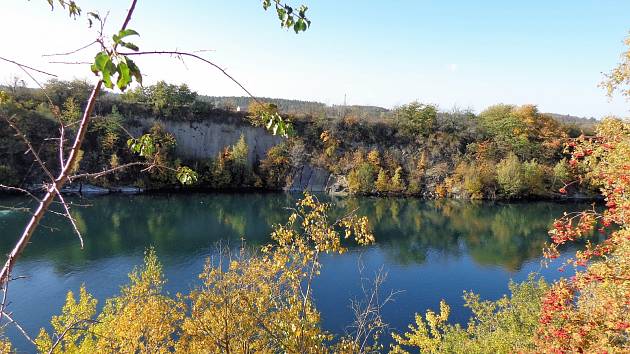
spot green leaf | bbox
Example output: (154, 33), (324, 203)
(117, 29), (139, 39)
(93, 52), (109, 71)
(116, 61), (131, 90)
(122, 42), (139, 51)
(127, 58), (143, 85)
(277, 7), (286, 21)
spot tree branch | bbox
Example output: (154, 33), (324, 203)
(0, 0), (140, 287)
(0, 57), (57, 78)
(119, 51), (261, 105)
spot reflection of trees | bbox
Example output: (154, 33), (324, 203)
(334, 198), (591, 271)
(0, 194), (288, 271)
(0, 194), (592, 273)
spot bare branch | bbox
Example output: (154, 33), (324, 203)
(0, 184), (41, 203)
(47, 318), (97, 354)
(1, 311), (36, 346)
(0, 0), (140, 287)
(4, 116), (57, 183)
(69, 161), (153, 181)
(0, 56), (57, 77)
(119, 51), (262, 105)
(48, 61), (92, 65)
(55, 191), (84, 248)
(42, 40), (98, 57)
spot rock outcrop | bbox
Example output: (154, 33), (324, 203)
(131, 117), (283, 166)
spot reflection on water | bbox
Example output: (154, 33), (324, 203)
(0, 193), (590, 351)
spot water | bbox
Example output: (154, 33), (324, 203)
(0, 193), (589, 351)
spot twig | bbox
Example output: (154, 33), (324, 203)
(0, 56), (57, 77)
(0, 184), (41, 203)
(55, 191), (84, 248)
(47, 319), (97, 354)
(1, 311), (36, 346)
(69, 161), (152, 181)
(49, 61), (92, 65)
(119, 51), (261, 105)
(42, 40), (98, 57)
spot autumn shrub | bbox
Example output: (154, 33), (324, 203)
(348, 162), (376, 195)
(521, 159), (547, 197)
(496, 153), (524, 198)
(552, 158), (571, 189)
(35, 248), (184, 353)
(407, 152), (428, 195)
(451, 160), (495, 199)
(259, 142), (291, 189)
(375, 168), (389, 194)
(390, 167), (406, 193)
(391, 275), (548, 354)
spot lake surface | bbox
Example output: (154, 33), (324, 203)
(0, 193), (588, 351)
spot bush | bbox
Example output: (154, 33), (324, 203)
(348, 162), (376, 194)
(390, 167), (406, 193)
(552, 158), (570, 189)
(260, 143), (291, 189)
(522, 160), (546, 197)
(391, 275), (548, 354)
(394, 101), (437, 137)
(496, 153), (524, 198)
(375, 168), (389, 194)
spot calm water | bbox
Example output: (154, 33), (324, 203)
(0, 193), (588, 351)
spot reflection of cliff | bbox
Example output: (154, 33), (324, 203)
(0, 194), (592, 273)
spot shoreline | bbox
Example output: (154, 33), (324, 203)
(0, 183), (602, 203)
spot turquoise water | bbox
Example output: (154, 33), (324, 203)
(0, 193), (587, 351)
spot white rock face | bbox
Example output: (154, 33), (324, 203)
(131, 117), (284, 166)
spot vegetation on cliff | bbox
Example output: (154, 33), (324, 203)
(0, 80), (599, 199)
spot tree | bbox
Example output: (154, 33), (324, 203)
(260, 142), (291, 189)
(496, 152), (524, 198)
(521, 159), (546, 197)
(601, 31), (630, 98)
(348, 162), (376, 195)
(479, 104), (566, 161)
(390, 167), (406, 193)
(375, 168), (389, 193)
(394, 101), (437, 137)
(537, 118), (630, 352)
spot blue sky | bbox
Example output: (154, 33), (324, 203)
(2, 0), (630, 117)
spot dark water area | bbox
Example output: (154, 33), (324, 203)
(0, 193), (591, 351)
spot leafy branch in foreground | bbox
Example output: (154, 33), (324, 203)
(262, 0), (311, 33)
(601, 31), (630, 98)
(45, 0), (81, 18)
